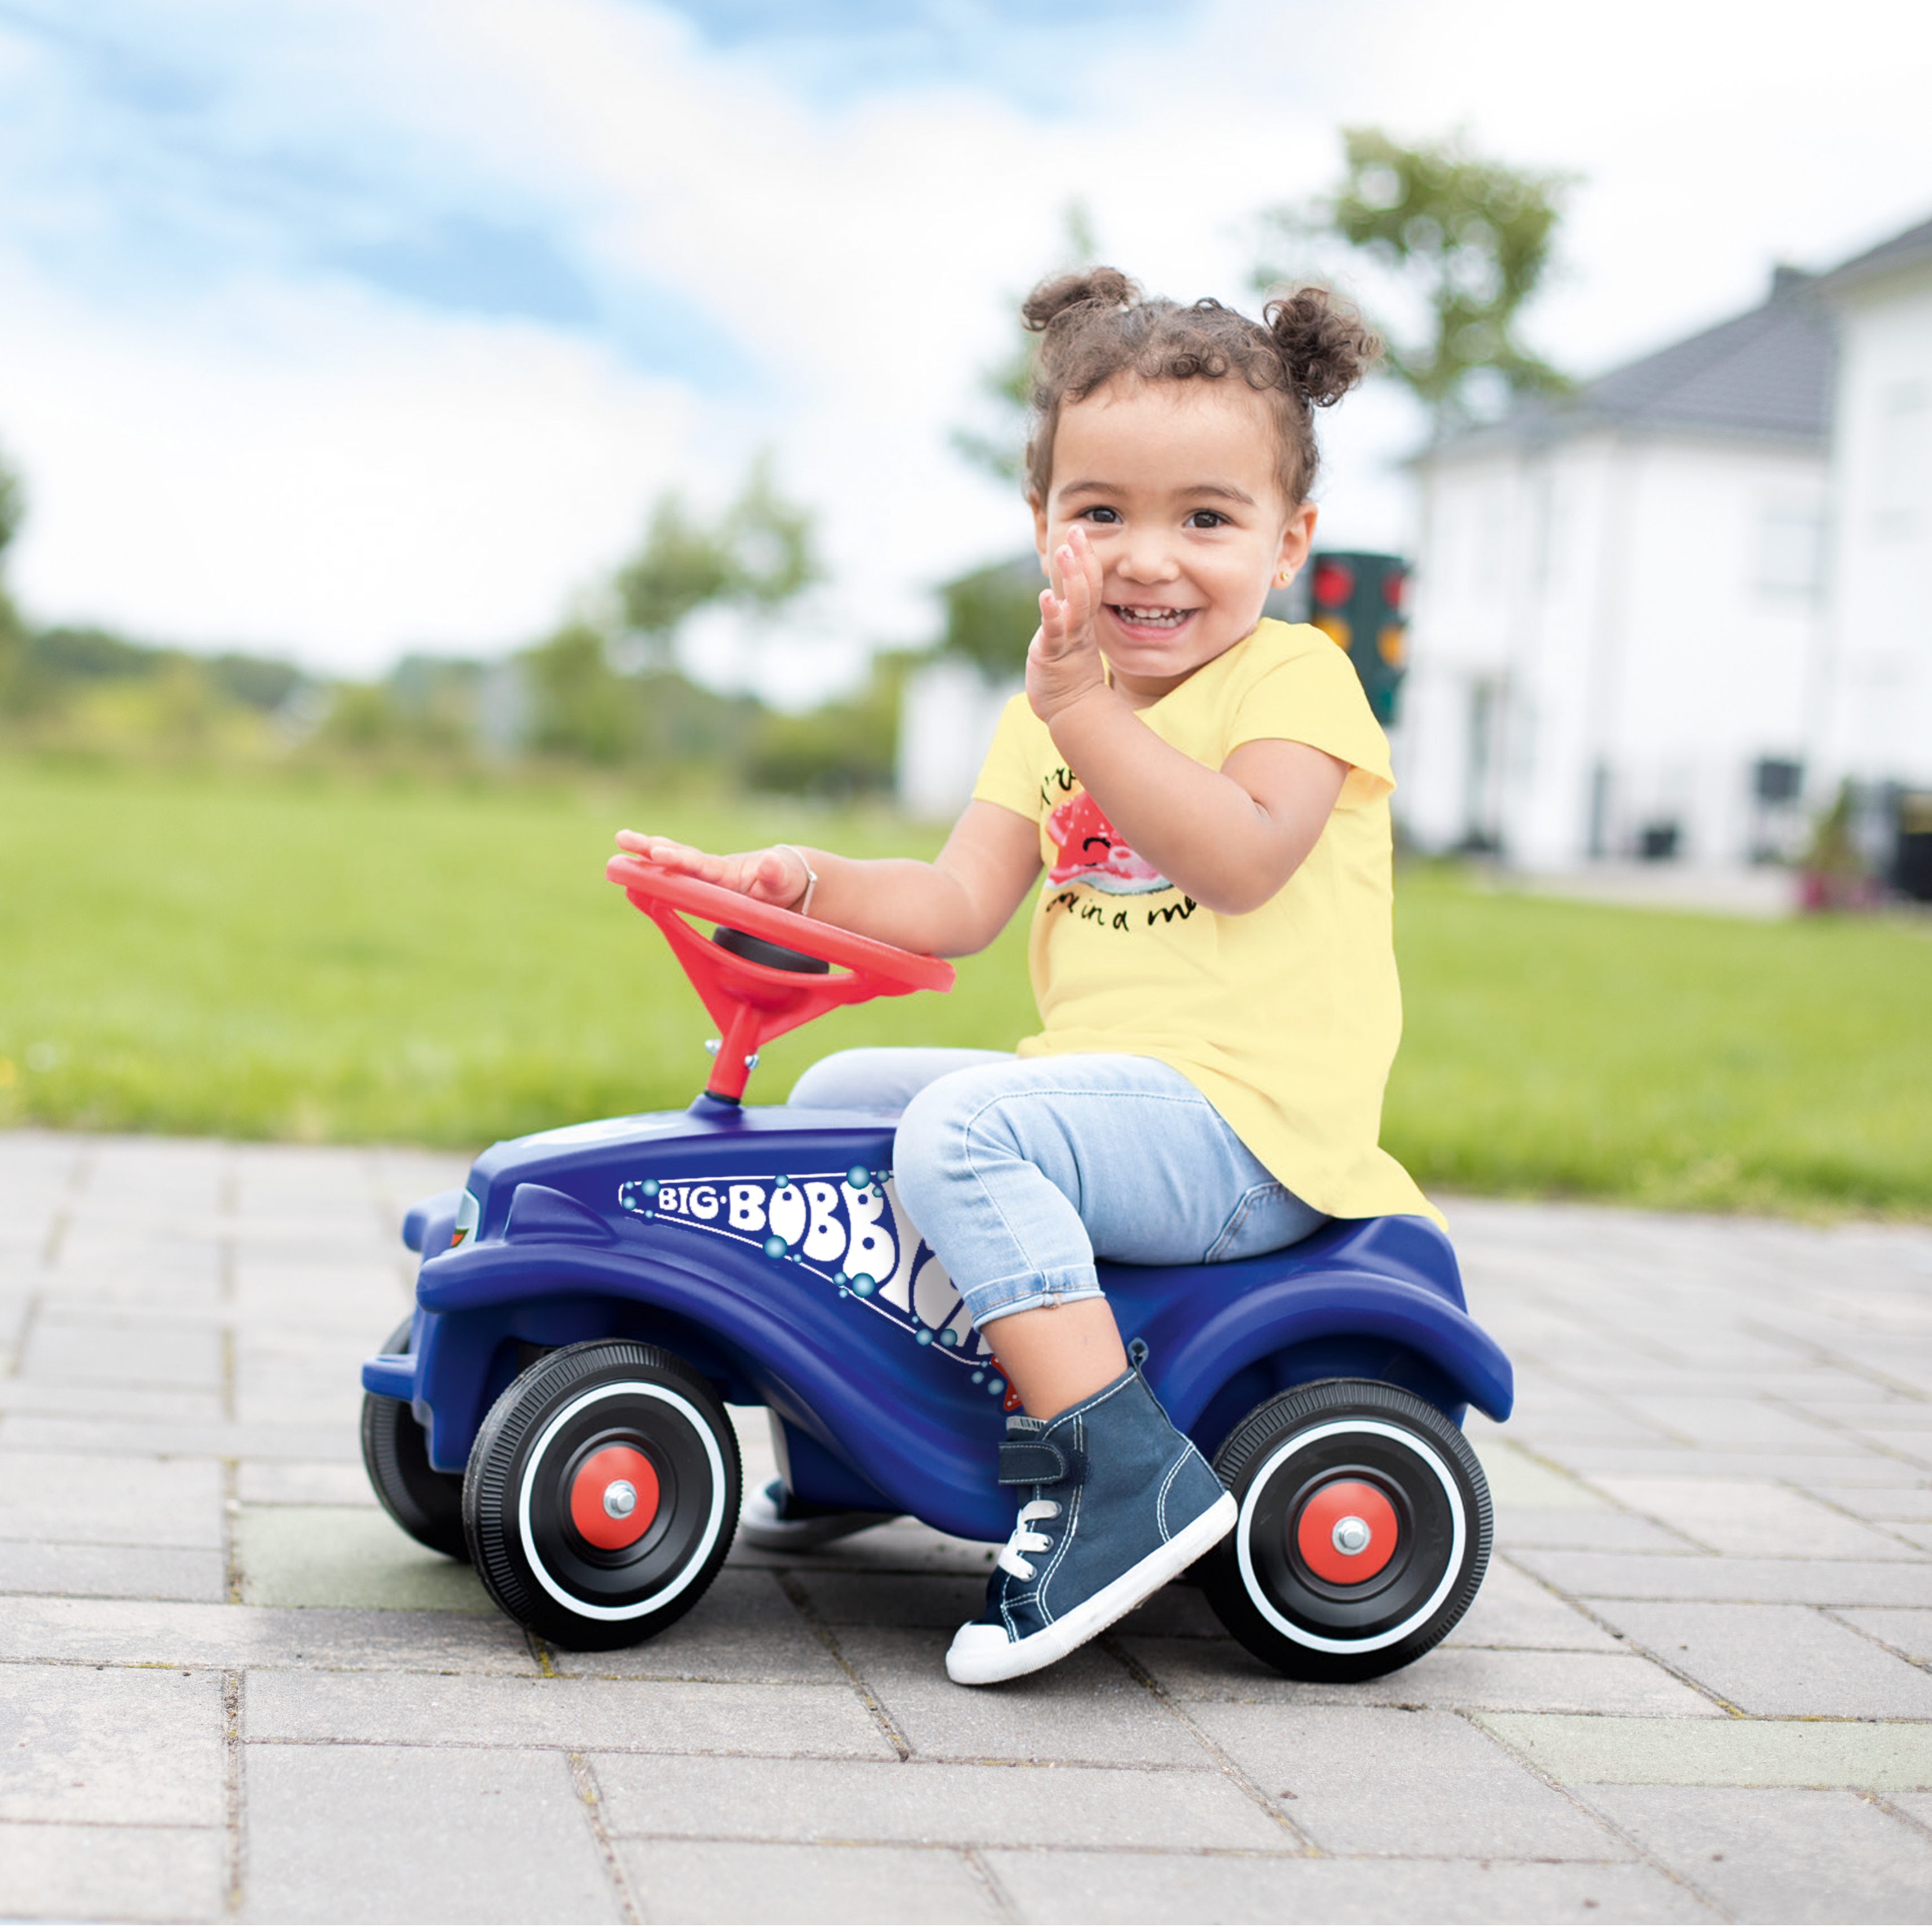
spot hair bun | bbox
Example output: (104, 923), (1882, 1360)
(1262, 286), (1379, 408)
(1022, 266), (1138, 334)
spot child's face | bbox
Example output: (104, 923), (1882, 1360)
(1032, 377), (1317, 705)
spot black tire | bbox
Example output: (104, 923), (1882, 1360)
(462, 1339), (740, 1651)
(361, 1317), (467, 1559)
(1198, 1378), (1491, 1682)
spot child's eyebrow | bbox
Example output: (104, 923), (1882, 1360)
(1055, 478), (1258, 507)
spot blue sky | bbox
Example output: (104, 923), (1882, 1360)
(0, 0), (1926, 690)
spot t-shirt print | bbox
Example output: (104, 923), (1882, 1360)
(1045, 789), (1172, 896)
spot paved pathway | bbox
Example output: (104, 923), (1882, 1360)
(2, 1129), (1930, 1924)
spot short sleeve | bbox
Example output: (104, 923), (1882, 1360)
(1226, 628), (1394, 802)
(970, 693), (1047, 822)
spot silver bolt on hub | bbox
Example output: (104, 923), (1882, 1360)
(603, 1480), (637, 1520)
(1332, 1515), (1371, 1555)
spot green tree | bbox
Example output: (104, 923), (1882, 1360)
(952, 204), (1098, 486)
(1260, 129), (1572, 431)
(615, 453), (819, 655)
(936, 556), (1043, 679)
(0, 445), (29, 716)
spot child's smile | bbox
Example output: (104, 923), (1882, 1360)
(1033, 376), (1317, 706)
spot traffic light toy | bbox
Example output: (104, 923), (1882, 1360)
(1309, 550), (1409, 725)
(360, 857), (1510, 1677)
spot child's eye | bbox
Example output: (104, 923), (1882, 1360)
(1183, 509), (1229, 529)
(1078, 507), (1121, 525)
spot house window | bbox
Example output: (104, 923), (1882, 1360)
(1755, 500), (1824, 597)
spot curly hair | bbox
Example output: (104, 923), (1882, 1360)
(1019, 268), (1379, 508)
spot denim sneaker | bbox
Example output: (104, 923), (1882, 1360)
(945, 1366), (1236, 1685)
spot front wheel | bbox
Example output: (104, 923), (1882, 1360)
(463, 1340), (740, 1651)
(1198, 1378), (1491, 1682)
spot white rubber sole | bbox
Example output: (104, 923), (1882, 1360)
(945, 1490), (1238, 1685)
(738, 1483), (898, 1552)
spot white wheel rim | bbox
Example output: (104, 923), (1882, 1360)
(517, 1381), (728, 1622)
(1235, 1417), (1467, 1654)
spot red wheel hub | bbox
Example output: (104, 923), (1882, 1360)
(1295, 1477), (1398, 1585)
(569, 1444), (660, 1551)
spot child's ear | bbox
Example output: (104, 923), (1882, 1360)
(1031, 498), (1051, 576)
(1274, 501), (1318, 584)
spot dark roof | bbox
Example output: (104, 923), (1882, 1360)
(1821, 213), (1932, 294)
(1425, 268), (1836, 460)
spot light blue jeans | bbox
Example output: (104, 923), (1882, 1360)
(787, 1049), (1329, 1329)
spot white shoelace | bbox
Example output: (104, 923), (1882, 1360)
(995, 1499), (1061, 1581)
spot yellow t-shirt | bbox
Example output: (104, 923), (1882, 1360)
(971, 618), (1440, 1228)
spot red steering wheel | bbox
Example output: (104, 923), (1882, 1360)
(605, 854), (954, 1102)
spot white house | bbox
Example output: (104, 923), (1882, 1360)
(1397, 267), (1836, 869)
(1815, 217), (1932, 797)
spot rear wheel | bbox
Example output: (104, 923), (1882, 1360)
(1198, 1378), (1491, 1682)
(463, 1339), (740, 1651)
(361, 1317), (467, 1559)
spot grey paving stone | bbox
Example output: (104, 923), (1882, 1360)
(1480, 1713), (1932, 1788)
(0, 1538), (227, 1601)
(236, 1459), (373, 1506)
(0, 1446), (224, 1547)
(837, 1625), (1212, 1767)
(0, 1661), (224, 1825)
(21, 1310), (225, 1390)
(1596, 1476), (1912, 1559)
(1559, 1447), (1907, 1484)
(0, 1592), (538, 1673)
(234, 1504), (493, 1613)
(620, 1840), (998, 1924)
(1805, 1483), (1932, 1521)
(1878, 1519), (1932, 1552)
(0, 1378), (228, 1423)
(1475, 1439), (1614, 1511)
(231, 1258), (410, 1326)
(1833, 1608), (1932, 1664)
(0, 1412), (358, 1459)
(1125, 1636), (1717, 1716)
(1511, 1549), (1932, 1605)
(1580, 1784), (1932, 1922)
(245, 1665), (897, 1758)
(1587, 1600), (1932, 1718)
(982, 1847), (1717, 1924)
(243, 1741), (617, 1923)
(547, 1568), (842, 1684)
(1183, 1704), (1623, 1859)
(1447, 1556), (1626, 1650)
(1497, 1507), (1704, 1553)
(798, 1568), (993, 1631)
(593, 1753), (1288, 1852)
(0, 1819), (226, 1923)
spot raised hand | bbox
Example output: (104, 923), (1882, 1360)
(1026, 524), (1110, 726)
(613, 830), (809, 909)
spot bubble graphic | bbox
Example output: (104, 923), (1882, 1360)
(846, 1165), (869, 1189)
(939, 1328), (958, 1346)
(851, 1274), (876, 1297)
(773, 1174), (789, 1190)
(987, 1379), (1005, 1396)
(762, 1235), (787, 1259)
(916, 1328), (932, 1345)
(971, 1370), (985, 1384)
(642, 1178), (660, 1196)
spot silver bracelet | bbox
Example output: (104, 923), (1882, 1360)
(773, 844), (818, 919)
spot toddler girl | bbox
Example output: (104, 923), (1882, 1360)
(617, 267), (1439, 1685)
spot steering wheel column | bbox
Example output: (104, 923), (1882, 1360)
(605, 855), (955, 1103)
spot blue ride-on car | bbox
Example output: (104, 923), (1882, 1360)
(360, 856), (1513, 1678)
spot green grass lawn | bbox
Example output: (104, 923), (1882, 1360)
(2, 758), (1927, 1218)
